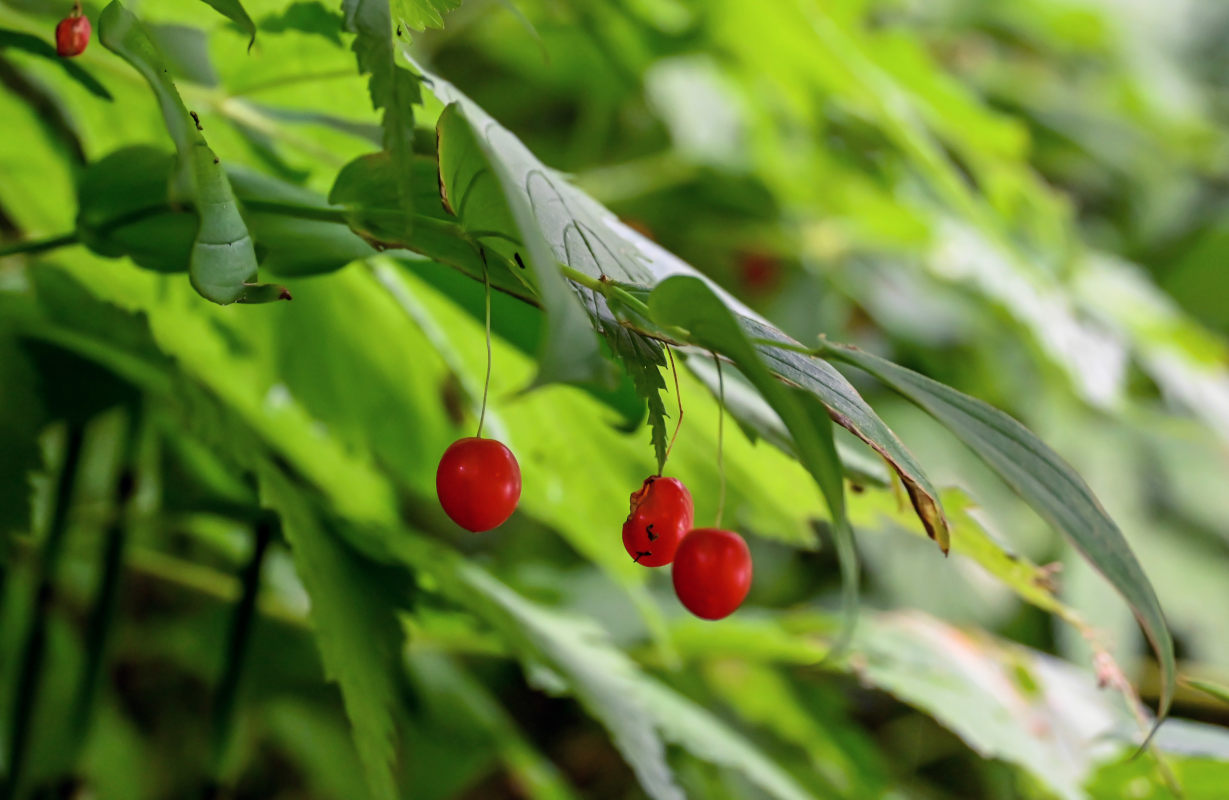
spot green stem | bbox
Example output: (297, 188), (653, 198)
(0, 233), (78, 258)
(207, 517), (274, 788)
(557, 265), (690, 344)
(714, 354), (726, 528)
(67, 412), (142, 763)
(477, 259), (492, 438)
(2, 425), (85, 800)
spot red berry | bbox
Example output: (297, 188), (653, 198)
(622, 476), (693, 567)
(56, 12), (91, 58)
(736, 251), (781, 293)
(671, 528), (752, 620)
(436, 437), (521, 532)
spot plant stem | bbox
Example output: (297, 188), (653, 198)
(477, 259), (492, 438)
(207, 518), (275, 790)
(714, 353), (726, 528)
(67, 412), (142, 763)
(660, 344), (684, 476)
(0, 233), (78, 258)
(1, 425), (85, 800)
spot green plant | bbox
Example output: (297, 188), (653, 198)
(2, 0), (1228, 798)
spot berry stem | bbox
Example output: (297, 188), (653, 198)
(0, 232), (78, 258)
(660, 344), (684, 475)
(714, 351), (726, 528)
(476, 258), (492, 438)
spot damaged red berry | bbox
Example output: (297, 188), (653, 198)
(672, 528), (752, 620)
(436, 437), (521, 532)
(622, 476), (693, 567)
(55, 8), (91, 58)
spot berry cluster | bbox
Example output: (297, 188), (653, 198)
(436, 445), (751, 620)
(621, 476), (751, 620)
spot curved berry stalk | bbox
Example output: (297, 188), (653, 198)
(436, 260), (522, 532)
(622, 476), (694, 567)
(55, 1), (91, 57)
(660, 344), (684, 475)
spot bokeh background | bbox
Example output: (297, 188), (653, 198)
(2, 0), (1229, 798)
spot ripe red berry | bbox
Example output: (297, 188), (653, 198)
(671, 528), (752, 620)
(736, 251), (781, 294)
(622, 476), (694, 567)
(436, 437), (521, 532)
(55, 11), (91, 58)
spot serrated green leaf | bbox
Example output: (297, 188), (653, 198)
(388, 536), (816, 800)
(820, 341), (1175, 736)
(258, 2), (345, 45)
(391, 0), (462, 31)
(259, 468), (403, 800)
(648, 275), (858, 645)
(342, 0), (418, 219)
(603, 327), (669, 472)
(96, 2), (284, 305)
(197, 0), (257, 50)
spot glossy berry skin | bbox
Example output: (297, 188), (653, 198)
(672, 528), (752, 620)
(436, 437), (521, 532)
(55, 13), (91, 58)
(622, 476), (693, 567)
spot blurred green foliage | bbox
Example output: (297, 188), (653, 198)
(2, 1), (1229, 799)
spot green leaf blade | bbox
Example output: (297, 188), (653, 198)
(823, 342), (1176, 732)
(343, 0), (418, 220)
(197, 0), (257, 50)
(435, 102), (611, 388)
(260, 469), (403, 800)
(97, 2), (281, 305)
(649, 275), (859, 644)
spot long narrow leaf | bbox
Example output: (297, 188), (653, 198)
(820, 340), (1175, 733)
(649, 276), (858, 642)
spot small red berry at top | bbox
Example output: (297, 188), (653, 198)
(622, 476), (694, 567)
(436, 437), (521, 532)
(672, 528), (752, 620)
(56, 5), (91, 58)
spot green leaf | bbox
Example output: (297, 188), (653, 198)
(435, 102), (612, 387)
(603, 327), (669, 473)
(391, 0), (462, 31)
(197, 0), (257, 50)
(820, 341), (1175, 734)
(648, 275), (858, 645)
(851, 611), (1137, 799)
(389, 536), (817, 800)
(77, 147), (372, 278)
(226, 167), (377, 276)
(96, 2), (284, 305)
(329, 151), (517, 289)
(409, 653), (583, 800)
(405, 60), (945, 547)
(76, 147), (195, 273)
(342, 0), (418, 219)
(259, 468), (403, 800)
(0, 28), (113, 100)
(259, 2), (345, 46)
(1185, 678), (1229, 708)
